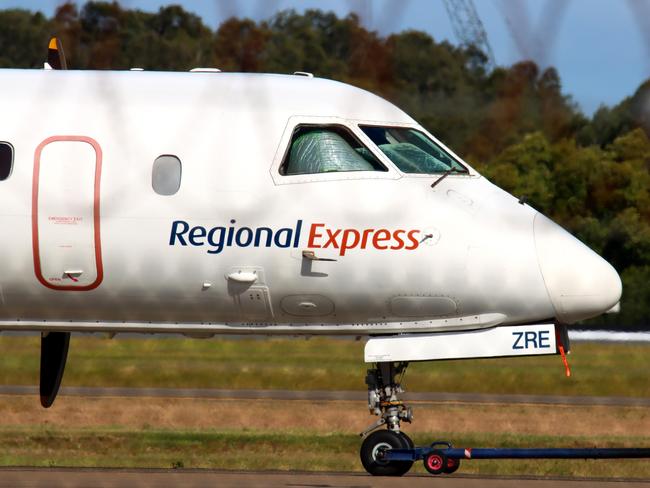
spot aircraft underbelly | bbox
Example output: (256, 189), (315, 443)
(0, 311), (507, 335)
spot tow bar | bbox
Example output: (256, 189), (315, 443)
(379, 441), (650, 475)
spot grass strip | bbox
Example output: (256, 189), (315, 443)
(0, 426), (648, 478)
(0, 336), (648, 397)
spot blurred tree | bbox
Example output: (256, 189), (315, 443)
(577, 80), (650, 147)
(142, 5), (212, 69)
(466, 62), (581, 161)
(479, 128), (650, 328)
(477, 131), (555, 213)
(213, 18), (269, 72)
(0, 9), (51, 68)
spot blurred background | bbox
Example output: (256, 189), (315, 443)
(0, 0), (648, 329)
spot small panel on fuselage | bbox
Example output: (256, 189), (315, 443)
(281, 294), (335, 317)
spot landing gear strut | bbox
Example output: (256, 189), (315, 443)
(359, 362), (414, 476)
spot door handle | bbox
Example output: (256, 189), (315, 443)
(64, 270), (83, 282)
(302, 250), (337, 262)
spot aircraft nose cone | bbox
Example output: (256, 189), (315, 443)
(534, 213), (622, 323)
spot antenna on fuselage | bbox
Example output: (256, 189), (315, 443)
(45, 37), (67, 70)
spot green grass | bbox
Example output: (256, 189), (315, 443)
(0, 426), (648, 478)
(0, 335), (648, 397)
(0, 335), (648, 477)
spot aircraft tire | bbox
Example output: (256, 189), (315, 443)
(399, 431), (414, 449)
(360, 430), (413, 476)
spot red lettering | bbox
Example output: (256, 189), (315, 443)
(405, 230), (420, 250)
(340, 229), (361, 256)
(310, 224), (420, 252)
(308, 223), (325, 248)
(372, 229), (391, 250)
(324, 228), (341, 248)
(360, 229), (374, 249)
(391, 230), (406, 250)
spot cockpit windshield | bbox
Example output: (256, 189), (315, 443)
(360, 126), (468, 174)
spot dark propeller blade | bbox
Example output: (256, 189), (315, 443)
(47, 37), (67, 70)
(39, 332), (71, 408)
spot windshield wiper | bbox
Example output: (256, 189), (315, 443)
(430, 167), (466, 189)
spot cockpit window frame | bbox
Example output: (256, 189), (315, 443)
(356, 121), (479, 179)
(270, 116), (402, 186)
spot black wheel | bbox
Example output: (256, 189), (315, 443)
(443, 457), (460, 474)
(423, 450), (447, 475)
(360, 430), (413, 476)
(399, 431), (414, 449)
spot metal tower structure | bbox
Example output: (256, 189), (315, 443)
(442, 0), (496, 70)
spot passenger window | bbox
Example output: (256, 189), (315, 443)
(0, 143), (14, 181)
(280, 125), (386, 175)
(152, 155), (182, 195)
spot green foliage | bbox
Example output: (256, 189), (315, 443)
(0, 2), (648, 326)
(577, 80), (650, 147)
(0, 9), (51, 68)
(479, 132), (556, 211)
(479, 129), (650, 327)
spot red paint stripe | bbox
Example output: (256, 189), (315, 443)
(32, 136), (103, 291)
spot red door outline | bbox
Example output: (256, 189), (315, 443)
(32, 135), (103, 291)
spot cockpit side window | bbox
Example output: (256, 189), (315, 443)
(360, 126), (468, 174)
(279, 125), (387, 176)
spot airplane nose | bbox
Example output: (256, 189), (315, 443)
(534, 213), (622, 323)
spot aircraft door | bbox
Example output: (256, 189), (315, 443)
(33, 136), (103, 291)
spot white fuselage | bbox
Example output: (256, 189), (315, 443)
(0, 69), (621, 336)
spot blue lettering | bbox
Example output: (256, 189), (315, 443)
(207, 227), (226, 254)
(235, 227), (254, 247)
(512, 330), (552, 350)
(169, 220), (190, 246)
(274, 227), (292, 248)
(226, 219), (236, 246)
(254, 227), (273, 247)
(170, 219), (305, 254)
(538, 330), (551, 348)
(189, 226), (207, 246)
(293, 220), (303, 247)
(525, 331), (538, 349)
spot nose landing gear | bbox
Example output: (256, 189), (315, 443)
(359, 362), (414, 476)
